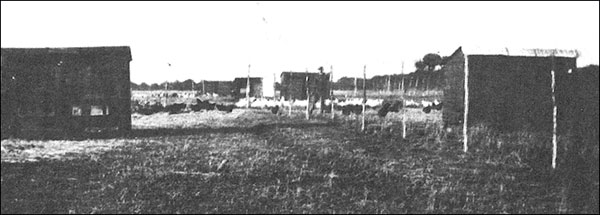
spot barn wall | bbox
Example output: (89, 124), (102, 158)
(563, 65), (599, 213)
(568, 66), (599, 147)
(281, 73), (309, 100)
(280, 72), (330, 101)
(1, 47), (132, 138)
(442, 50), (466, 127)
(442, 48), (578, 134)
(56, 50), (132, 132)
(233, 78), (263, 99)
(467, 55), (576, 133)
(203, 81), (233, 96)
(115, 59), (132, 131)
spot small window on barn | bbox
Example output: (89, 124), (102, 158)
(90, 105), (104, 116)
(72, 106), (83, 116)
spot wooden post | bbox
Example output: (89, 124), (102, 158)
(289, 99), (293, 116)
(398, 75), (403, 93)
(415, 76), (419, 89)
(273, 73), (277, 100)
(247, 64), (251, 108)
(387, 75), (391, 92)
(362, 65), (367, 132)
(354, 77), (358, 97)
(401, 62), (406, 139)
(306, 69), (310, 120)
(330, 65), (335, 120)
(551, 53), (557, 169)
(164, 82), (169, 106)
(202, 80), (205, 94)
(463, 55), (470, 153)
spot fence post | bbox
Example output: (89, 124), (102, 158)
(362, 65), (367, 132)
(388, 75), (392, 92)
(551, 53), (558, 169)
(463, 55), (469, 153)
(415, 76), (419, 89)
(330, 65), (335, 120)
(426, 75), (430, 91)
(165, 82), (169, 106)
(354, 77), (358, 97)
(306, 69), (310, 120)
(247, 64), (251, 108)
(401, 61), (407, 139)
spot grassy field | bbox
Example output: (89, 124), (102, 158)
(132, 90), (239, 106)
(131, 89), (443, 105)
(1, 108), (598, 214)
(333, 89), (442, 101)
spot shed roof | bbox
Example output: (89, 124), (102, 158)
(234, 77), (262, 81)
(1, 46), (132, 61)
(452, 46), (579, 58)
(280, 71), (323, 77)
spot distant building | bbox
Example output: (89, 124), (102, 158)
(1, 46), (132, 138)
(280, 71), (331, 101)
(232, 77), (263, 99)
(201, 81), (234, 96)
(442, 46), (580, 133)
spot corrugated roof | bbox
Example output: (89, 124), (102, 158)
(457, 46), (579, 58)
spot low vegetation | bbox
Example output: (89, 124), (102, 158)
(1, 108), (598, 214)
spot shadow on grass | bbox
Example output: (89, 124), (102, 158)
(6, 122), (341, 141)
(127, 122), (340, 138)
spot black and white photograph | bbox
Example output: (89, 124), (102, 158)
(1, 1), (598, 214)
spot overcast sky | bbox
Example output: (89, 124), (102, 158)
(2, 1), (599, 93)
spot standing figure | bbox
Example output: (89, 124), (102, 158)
(308, 67), (329, 115)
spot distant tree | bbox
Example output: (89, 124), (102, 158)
(274, 82), (282, 90)
(130, 82), (139, 90)
(160, 82), (169, 90)
(415, 60), (427, 71)
(182, 79), (195, 91)
(169, 80), (181, 90)
(139, 82), (150, 91)
(150, 83), (161, 91)
(423, 53), (442, 71)
(335, 77), (358, 90)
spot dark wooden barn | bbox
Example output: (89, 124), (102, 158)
(232, 77), (263, 99)
(1, 46), (132, 138)
(201, 81), (234, 96)
(442, 46), (580, 134)
(280, 71), (331, 101)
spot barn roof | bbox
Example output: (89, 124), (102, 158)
(280, 71), (323, 76)
(453, 46), (579, 58)
(1, 46), (132, 61)
(234, 77), (262, 81)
